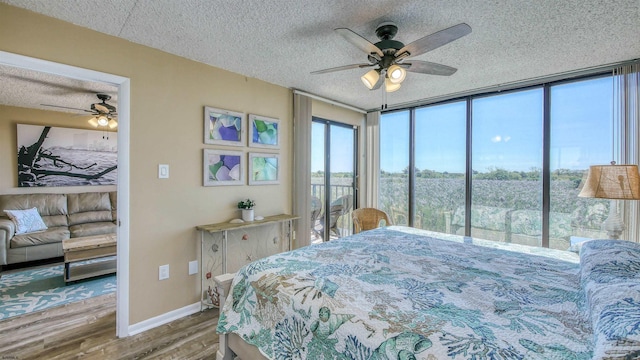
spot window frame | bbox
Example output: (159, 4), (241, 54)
(379, 72), (614, 247)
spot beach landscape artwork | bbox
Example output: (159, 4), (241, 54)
(17, 124), (117, 187)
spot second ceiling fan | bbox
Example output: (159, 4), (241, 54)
(312, 22), (472, 92)
(42, 93), (118, 129)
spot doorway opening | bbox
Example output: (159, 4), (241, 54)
(0, 51), (131, 337)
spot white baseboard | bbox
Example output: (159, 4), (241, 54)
(127, 301), (201, 336)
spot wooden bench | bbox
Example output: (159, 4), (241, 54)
(62, 234), (117, 283)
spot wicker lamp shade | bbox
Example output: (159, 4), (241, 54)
(578, 164), (640, 200)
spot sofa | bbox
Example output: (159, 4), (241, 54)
(0, 191), (116, 267)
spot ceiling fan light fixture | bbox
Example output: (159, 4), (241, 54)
(385, 78), (401, 92)
(88, 118), (99, 127)
(108, 119), (118, 129)
(361, 69), (380, 89)
(96, 115), (109, 127)
(387, 65), (406, 84)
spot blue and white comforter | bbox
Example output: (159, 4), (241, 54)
(217, 226), (640, 359)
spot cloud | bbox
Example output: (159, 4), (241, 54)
(491, 135), (511, 143)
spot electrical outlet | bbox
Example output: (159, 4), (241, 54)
(159, 264), (169, 280)
(188, 260), (198, 275)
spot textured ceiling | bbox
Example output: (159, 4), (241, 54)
(1, 0), (638, 112)
(0, 64), (117, 116)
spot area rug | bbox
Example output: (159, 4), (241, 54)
(0, 258), (116, 320)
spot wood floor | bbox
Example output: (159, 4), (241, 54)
(0, 293), (220, 359)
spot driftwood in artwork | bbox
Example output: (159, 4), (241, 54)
(18, 126), (50, 170)
(29, 165), (118, 180)
(17, 126), (117, 187)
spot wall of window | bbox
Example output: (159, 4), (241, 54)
(379, 111), (410, 226)
(380, 75), (612, 249)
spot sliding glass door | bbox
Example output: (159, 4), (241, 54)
(311, 118), (357, 242)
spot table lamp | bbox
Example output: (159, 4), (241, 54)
(578, 161), (640, 239)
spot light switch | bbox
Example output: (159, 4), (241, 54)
(189, 260), (198, 275)
(158, 164), (169, 179)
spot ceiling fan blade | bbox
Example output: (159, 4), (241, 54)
(93, 104), (111, 113)
(41, 104), (93, 113)
(398, 23), (471, 58)
(335, 28), (384, 57)
(311, 63), (373, 75)
(403, 60), (458, 76)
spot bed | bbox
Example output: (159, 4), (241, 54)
(215, 226), (640, 359)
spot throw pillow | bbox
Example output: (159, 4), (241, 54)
(4, 208), (48, 235)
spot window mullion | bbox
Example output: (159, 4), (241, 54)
(465, 98), (473, 237)
(542, 85), (551, 248)
(409, 109), (416, 227)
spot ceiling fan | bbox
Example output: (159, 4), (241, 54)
(41, 93), (118, 129)
(312, 22), (472, 93)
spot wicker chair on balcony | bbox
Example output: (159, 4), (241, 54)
(352, 208), (392, 234)
(310, 196), (323, 239)
(318, 194), (353, 239)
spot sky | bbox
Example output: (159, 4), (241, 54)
(311, 122), (355, 173)
(380, 76), (614, 173)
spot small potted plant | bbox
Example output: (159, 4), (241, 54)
(237, 198), (256, 222)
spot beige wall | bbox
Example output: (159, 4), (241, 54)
(0, 4), (293, 324)
(312, 99), (365, 127)
(0, 105), (117, 194)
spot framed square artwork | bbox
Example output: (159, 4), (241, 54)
(203, 149), (244, 186)
(204, 106), (245, 146)
(248, 152), (280, 185)
(248, 114), (280, 149)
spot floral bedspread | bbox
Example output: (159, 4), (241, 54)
(580, 239), (640, 359)
(217, 226), (593, 359)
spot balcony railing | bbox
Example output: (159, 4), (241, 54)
(310, 183), (354, 243)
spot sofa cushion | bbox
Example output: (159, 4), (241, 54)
(0, 193), (68, 227)
(67, 192), (113, 226)
(4, 208), (48, 235)
(69, 222), (117, 238)
(10, 226), (70, 248)
(109, 191), (117, 222)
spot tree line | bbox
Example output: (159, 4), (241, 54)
(314, 167), (585, 186)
